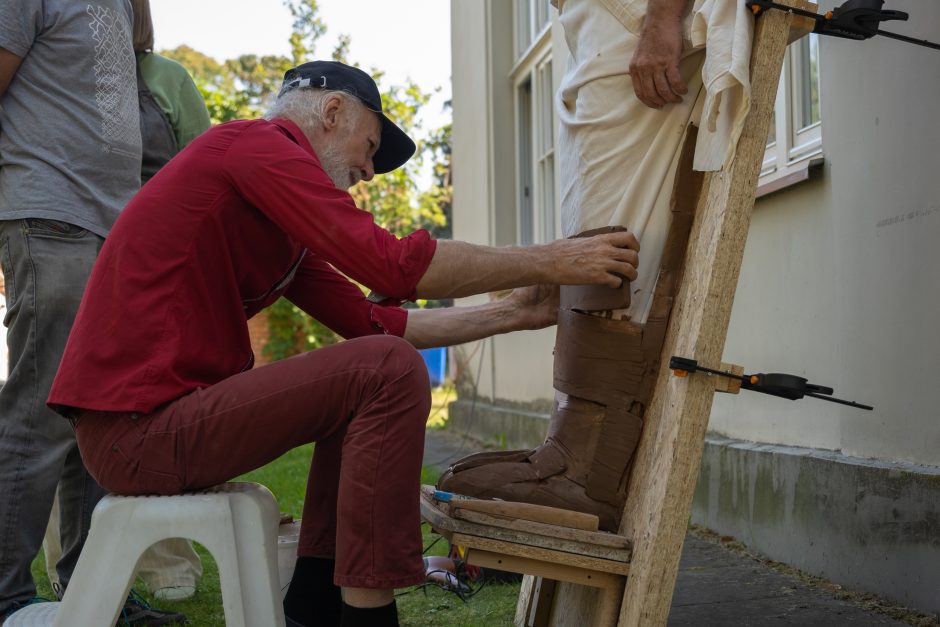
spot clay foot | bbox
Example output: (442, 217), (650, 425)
(436, 445), (622, 532)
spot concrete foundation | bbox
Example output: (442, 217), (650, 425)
(447, 397), (550, 451)
(692, 435), (940, 616)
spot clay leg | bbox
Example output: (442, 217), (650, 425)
(437, 130), (703, 532)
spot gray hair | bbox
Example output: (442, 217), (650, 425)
(265, 88), (367, 130)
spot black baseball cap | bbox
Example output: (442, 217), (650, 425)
(278, 60), (416, 174)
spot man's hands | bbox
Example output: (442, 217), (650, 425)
(403, 284), (560, 349)
(545, 229), (640, 289)
(502, 284), (560, 330)
(629, 1), (689, 109)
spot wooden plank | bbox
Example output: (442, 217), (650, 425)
(465, 547), (626, 590)
(787, 1), (818, 42)
(516, 576), (556, 627)
(532, 578), (557, 627)
(547, 583), (621, 627)
(452, 533), (631, 577)
(453, 508), (632, 550)
(424, 485), (601, 532)
(516, 575), (538, 627)
(451, 509), (632, 561)
(452, 499), (600, 531)
(713, 362), (745, 394)
(612, 5), (806, 626)
(421, 488), (632, 561)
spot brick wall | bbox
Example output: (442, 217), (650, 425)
(247, 310), (271, 367)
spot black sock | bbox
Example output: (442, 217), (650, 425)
(341, 600), (399, 627)
(283, 557), (342, 627)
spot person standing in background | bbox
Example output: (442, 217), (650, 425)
(132, 0), (211, 182)
(40, 0), (212, 605)
(1, 1), (183, 623)
(0, 0), (142, 621)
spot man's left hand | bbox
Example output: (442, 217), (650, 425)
(629, 15), (687, 109)
(503, 284), (560, 330)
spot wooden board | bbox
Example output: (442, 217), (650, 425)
(460, 547), (627, 590)
(516, 575), (547, 627)
(452, 533), (631, 577)
(420, 487), (632, 562)
(713, 362), (746, 394)
(448, 499), (599, 531)
(453, 508), (631, 550)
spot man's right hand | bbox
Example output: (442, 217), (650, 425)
(629, 2), (689, 109)
(545, 230), (640, 288)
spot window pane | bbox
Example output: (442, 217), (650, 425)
(517, 0), (551, 58)
(767, 109), (776, 146)
(535, 0), (551, 35)
(799, 34), (820, 129)
(516, 0), (531, 58)
(537, 60), (554, 153)
(541, 154), (555, 241)
(517, 79), (534, 245)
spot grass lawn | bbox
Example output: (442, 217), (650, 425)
(30, 387), (520, 626)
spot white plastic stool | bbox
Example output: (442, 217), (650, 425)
(6, 482), (285, 627)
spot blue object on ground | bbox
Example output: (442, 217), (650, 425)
(419, 347), (447, 387)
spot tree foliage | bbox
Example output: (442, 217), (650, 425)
(161, 0), (452, 361)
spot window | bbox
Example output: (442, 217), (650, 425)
(761, 34), (823, 187)
(515, 0), (552, 59)
(513, 0), (556, 244)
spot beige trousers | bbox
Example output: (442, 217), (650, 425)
(557, 0), (707, 323)
(43, 492), (203, 593)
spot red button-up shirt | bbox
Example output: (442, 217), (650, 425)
(48, 118), (436, 414)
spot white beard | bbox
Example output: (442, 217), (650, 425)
(317, 140), (352, 189)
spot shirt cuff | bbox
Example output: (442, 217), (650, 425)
(369, 305), (408, 337)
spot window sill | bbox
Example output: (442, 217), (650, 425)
(756, 156), (824, 199)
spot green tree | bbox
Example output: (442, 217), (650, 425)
(162, 0), (452, 359)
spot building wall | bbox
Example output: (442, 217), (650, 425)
(711, 1), (940, 465)
(449, 0), (940, 612)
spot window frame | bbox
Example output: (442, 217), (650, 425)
(511, 7), (556, 245)
(760, 34), (823, 192)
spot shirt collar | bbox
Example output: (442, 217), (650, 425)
(270, 117), (316, 157)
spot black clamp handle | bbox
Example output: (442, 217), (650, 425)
(747, 0), (939, 51)
(669, 356), (873, 410)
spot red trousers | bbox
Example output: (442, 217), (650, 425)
(74, 335), (431, 589)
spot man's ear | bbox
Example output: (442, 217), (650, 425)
(321, 93), (345, 132)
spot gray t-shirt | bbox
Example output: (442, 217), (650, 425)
(0, 0), (142, 236)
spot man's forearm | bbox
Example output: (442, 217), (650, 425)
(414, 232), (640, 300)
(403, 299), (532, 350)
(414, 241), (541, 300)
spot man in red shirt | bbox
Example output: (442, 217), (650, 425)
(48, 61), (639, 627)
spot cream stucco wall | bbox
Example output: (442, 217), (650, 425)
(711, 0), (940, 465)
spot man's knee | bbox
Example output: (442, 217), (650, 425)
(372, 335), (429, 381)
(364, 335), (431, 409)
